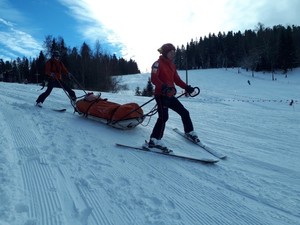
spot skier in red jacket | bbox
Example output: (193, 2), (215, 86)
(148, 43), (198, 151)
(36, 50), (76, 107)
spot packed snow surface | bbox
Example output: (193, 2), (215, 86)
(0, 68), (299, 225)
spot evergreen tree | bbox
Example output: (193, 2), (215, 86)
(142, 78), (153, 97)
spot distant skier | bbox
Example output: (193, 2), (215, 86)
(36, 50), (76, 107)
(148, 43), (198, 150)
(289, 99), (294, 106)
(247, 80), (251, 85)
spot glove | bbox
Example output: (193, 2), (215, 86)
(50, 73), (56, 78)
(185, 85), (195, 94)
(68, 73), (72, 79)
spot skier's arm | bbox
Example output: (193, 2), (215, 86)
(151, 61), (163, 86)
(174, 70), (187, 89)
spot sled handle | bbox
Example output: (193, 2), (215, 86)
(176, 86), (200, 99)
(188, 87), (200, 97)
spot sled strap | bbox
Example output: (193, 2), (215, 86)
(83, 99), (98, 117)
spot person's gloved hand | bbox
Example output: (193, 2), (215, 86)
(185, 85), (195, 94)
(50, 73), (56, 78)
(68, 73), (72, 79)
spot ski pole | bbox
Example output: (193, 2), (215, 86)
(56, 78), (72, 100)
(69, 74), (87, 95)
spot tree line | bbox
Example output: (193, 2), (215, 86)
(1, 24), (299, 92)
(174, 24), (300, 75)
(0, 35), (140, 91)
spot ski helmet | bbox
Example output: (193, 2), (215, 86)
(158, 43), (175, 57)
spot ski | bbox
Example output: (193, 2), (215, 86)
(173, 128), (227, 159)
(144, 140), (173, 153)
(52, 108), (66, 112)
(115, 143), (219, 164)
(35, 104), (66, 112)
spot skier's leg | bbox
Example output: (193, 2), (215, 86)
(169, 97), (194, 133)
(36, 80), (54, 103)
(150, 96), (169, 140)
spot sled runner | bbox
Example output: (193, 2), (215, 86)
(75, 93), (144, 129)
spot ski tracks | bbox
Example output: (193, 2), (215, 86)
(125, 152), (268, 225)
(1, 100), (102, 225)
(0, 97), (91, 225)
(1, 102), (65, 225)
(31, 107), (141, 225)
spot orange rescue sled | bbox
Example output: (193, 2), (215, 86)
(75, 93), (144, 129)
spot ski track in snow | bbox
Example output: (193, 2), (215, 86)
(0, 68), (300, 225)
(1, 98), (64, 224)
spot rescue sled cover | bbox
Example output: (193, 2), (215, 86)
(75, 93), (144, 129)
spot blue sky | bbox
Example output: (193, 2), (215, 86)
(0, 0), (299, 72)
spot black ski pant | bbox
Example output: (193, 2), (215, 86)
(150, 95), (194, 140)
(36, 79), (76, 103)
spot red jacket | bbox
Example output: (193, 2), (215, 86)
(151, 55), (187, 96)
(45, 58), (69, 80)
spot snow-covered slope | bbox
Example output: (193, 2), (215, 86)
(0, 68), (299, 225)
